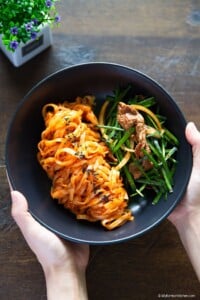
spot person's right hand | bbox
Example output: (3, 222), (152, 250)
(168, 122), (200, 226)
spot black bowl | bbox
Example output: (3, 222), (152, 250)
(6, 62), (192, 244)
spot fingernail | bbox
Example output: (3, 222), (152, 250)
(188, 122), (197, 131)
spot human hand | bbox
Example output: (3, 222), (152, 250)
(168, 122), (200, 281)
(168, 122), (200, 226)
(11, 190), (89, 300)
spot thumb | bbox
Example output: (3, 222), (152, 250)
(11, 190), (34, 232)
(186, 122), (200, 147)
(186, 122), (200, 168)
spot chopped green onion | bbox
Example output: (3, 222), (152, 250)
(113, 127), (135, 153)
(97, 124), (124, 131)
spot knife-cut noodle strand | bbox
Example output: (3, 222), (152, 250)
(37, 97), (133, 230)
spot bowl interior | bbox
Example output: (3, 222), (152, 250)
(6, 63), (192, 244)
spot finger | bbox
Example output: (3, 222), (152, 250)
(185, 122), (200, 147)
(11, 191), (61, 242)
(11, 190), (37, 233)
(185, 122), (200, 170)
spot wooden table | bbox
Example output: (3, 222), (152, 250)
(0, 1), (199, 299)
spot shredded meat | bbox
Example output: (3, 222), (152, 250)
(142, 156), (153, 170)
(129, 158), (153, 180)
(128, 163), (141, 180)
(117, 102), (154, 180)
(117, 102), (144, 130)
(117, 102), (150, 158)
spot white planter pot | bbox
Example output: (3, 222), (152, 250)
(0, 25), (52, 67)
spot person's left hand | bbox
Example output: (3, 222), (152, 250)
(11, 190), (89, 276)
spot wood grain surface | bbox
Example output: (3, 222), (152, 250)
(0, 1), (199, 299)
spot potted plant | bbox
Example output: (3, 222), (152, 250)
(0, 0), (61, 67)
